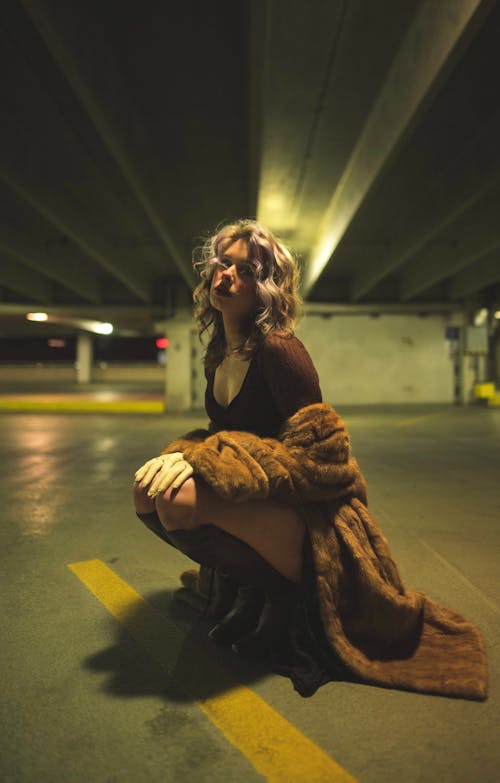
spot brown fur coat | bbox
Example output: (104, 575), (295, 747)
(161, 402), (488, 700)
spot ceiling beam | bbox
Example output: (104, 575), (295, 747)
(21, 0), (196, 291)
(255, 0), (348, 235)
(301, 0), (489, 298)
(353, 108), (500, 302)
(0, 303), (165, 317)
(0, 223), (102, 303)
(0, 256), (52, 302)
(0, 161), (152, 303)
(0, 26), (154, 303)
(448, 253), (500, 299)
(247, 0), (271, 219)
(400, 195), (500, 300)
(303, 301), (456, 315)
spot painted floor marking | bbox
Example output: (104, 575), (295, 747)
(0, 399), (164, 413)
(68, 558), (357, 783)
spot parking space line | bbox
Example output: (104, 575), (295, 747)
(0, 400), (163, 413)
(68, 558), (357, 783)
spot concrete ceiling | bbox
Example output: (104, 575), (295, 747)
(1, 0), (499, 336)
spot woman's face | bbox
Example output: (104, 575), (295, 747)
(209, 238), (258, 323)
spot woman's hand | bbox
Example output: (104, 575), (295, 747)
(134, 452), (194, 498)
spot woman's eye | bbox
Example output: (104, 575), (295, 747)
(215, 258), (254, 277)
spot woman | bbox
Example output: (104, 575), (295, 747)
(132, 219), (488, 701)
(133, 218), (334, 685)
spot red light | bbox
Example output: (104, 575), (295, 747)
(156, 337), (168, 349)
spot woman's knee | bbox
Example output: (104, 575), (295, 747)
(132, 481), (156, 514)
(154, 476), (198, 530)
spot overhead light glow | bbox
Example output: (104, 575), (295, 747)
(494, 310), (500, 319)
(473, 308), (488, 327)
(93, 322), (114, 335)
(26, 312), (48, 322)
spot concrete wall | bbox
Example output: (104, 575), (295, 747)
(0, 365), (77, 383)
(93, 364), (164, 382)
(296, 314), (453, 404)
(0, 314), (455, 405)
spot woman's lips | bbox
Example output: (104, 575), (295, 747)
(214, 284), (231, 297)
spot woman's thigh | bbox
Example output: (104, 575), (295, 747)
(158, 476), (305, 583)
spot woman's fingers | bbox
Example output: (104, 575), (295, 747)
(133, 451), (192, 497)
(134, 452), (184, 486)
(147, 460), (193, 497)
(171, 462), (194, 490)
(138, 460), (163, 487)
(149, 462), (186, 496)
(147, 462), (180, 497)
(134, 457), (158, 484)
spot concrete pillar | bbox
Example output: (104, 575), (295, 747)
(447, 311), (466, 405)
(164, 313), (194, 412)
(76, 332), (93, 384)
(460, 347), (476, 405)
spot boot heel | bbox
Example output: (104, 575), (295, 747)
(208, 586), (264, 644)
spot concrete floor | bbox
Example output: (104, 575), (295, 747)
(1, 404), (499, 782)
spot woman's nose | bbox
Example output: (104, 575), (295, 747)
(221, 265), (235, 279)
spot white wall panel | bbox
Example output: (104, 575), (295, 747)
(296, 314), (452, 404)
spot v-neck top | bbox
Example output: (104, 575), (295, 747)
(205, 332), (322, 438)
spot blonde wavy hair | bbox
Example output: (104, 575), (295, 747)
(192, 218), (303, 372)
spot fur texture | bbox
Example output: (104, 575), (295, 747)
(162, 402), (488, 700)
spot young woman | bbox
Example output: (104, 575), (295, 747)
(131, 217), (489, 703)
(133, 218), (333, 687)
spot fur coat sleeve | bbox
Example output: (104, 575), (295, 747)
(161, 402), (488, 701)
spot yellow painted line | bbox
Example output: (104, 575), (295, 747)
(0, 400), (164, 413)
(69, 558), (356, 783)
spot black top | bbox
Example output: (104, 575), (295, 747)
(205, 332), (323, 437)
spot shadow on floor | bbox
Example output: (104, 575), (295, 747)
(83, 589), (273, 702)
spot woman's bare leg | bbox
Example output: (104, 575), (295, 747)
(133, 484), (156, 515)
(139, 477), (305, 584)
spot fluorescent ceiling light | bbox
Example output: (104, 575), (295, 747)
(473, 308), (488, 326)
(26, 312), (48, 321)
(25, 312), (114, 334)
(92, 322), (113, 335)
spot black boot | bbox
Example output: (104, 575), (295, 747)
(166, 525), (301, 657)
(136, 511), (217, 613)
(208, 570), (240, 621)
(231, 585), (299, 659)
(207, 585), (264, 644)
